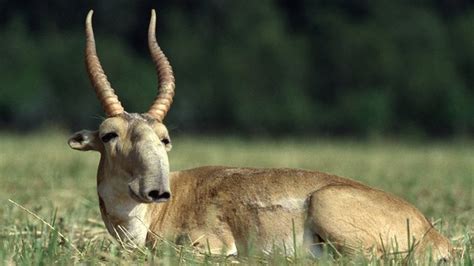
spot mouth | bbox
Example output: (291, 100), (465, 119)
(152, 197), (170, 203)
(128, 186), (152, 203)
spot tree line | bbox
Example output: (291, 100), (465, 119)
(1, 0), (473, 138)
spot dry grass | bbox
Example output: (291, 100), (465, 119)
(0, 131), (472, 264)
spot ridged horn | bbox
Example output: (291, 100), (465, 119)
(147, 9), (175, 122)
(85, 10), (124, 117)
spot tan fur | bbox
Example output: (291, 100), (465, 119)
(146, 167), (452, 259)
(69, 116), (451, 261)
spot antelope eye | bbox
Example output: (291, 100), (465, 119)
(161, 138), (170, 145)
(101, 132), (118, 143)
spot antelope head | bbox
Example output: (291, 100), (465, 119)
(68, 10), (175, 204)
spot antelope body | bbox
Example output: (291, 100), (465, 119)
(69, 10), (452, 261)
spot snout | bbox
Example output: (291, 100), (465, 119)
(128, 177), (171, 203)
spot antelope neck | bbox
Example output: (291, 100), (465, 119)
(97, 165), (150, 245)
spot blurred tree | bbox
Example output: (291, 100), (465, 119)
(0, 0), (473, 138)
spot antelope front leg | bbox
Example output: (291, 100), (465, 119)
(188, 232), (237, 256)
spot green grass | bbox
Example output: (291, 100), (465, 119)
(0, 131), (472, 264)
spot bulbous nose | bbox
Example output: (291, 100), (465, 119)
(145, 189), (171, 202)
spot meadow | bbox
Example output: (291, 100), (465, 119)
(0, 131), (472, 264)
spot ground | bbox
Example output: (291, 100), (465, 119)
(0, 131), (472, 264)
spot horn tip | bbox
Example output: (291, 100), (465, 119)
(149, 9), (156, 32)
(86, 10), (94, 24)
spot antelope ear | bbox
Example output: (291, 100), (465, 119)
(68, 130), (102, 151)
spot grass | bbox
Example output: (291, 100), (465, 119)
(0, 131), (472, 264)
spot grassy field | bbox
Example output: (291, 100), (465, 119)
(0, 131), (472, 264)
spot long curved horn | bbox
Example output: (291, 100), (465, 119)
(147, 9), (175, 122)
(85, 10), (124, 117)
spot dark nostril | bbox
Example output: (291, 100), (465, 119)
(148, 190), (171, 201)
(148, 190), (160, 200)
(160, 192), (171, 200)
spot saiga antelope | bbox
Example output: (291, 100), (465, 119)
(68, 10), (452, 261)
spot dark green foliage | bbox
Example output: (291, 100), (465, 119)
(1, 1), (473, 137)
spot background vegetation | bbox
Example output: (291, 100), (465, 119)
(1, 0), (474, 138)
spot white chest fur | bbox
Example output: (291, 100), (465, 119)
(98, 180), (150, 246)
